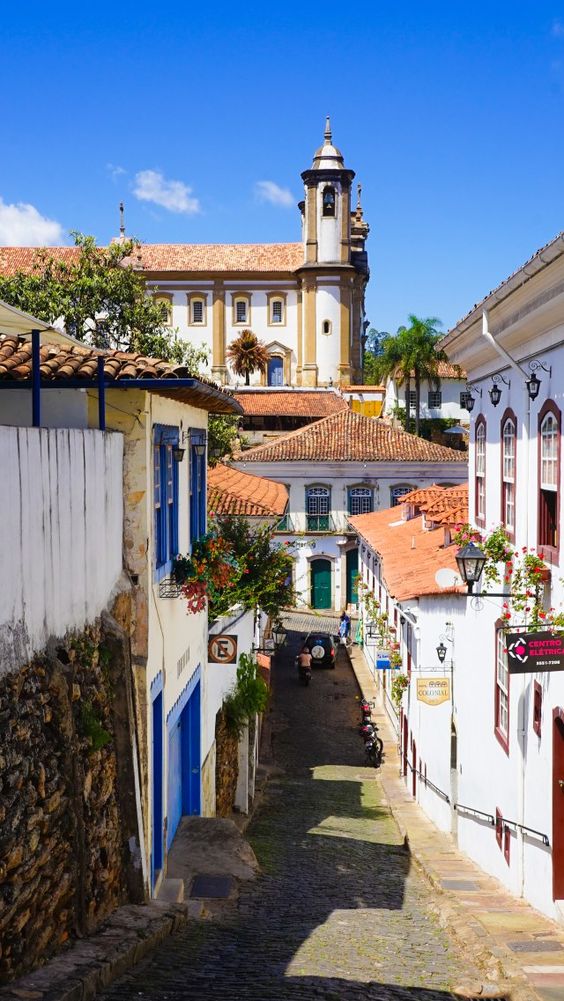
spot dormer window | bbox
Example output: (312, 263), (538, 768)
(322, 186), (336, 217)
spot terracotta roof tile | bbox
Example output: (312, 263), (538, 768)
(0, 243), (304, 276)
(343, 384), (386, 392)
(349, 484), (469, 600)
(0, 334), (240, 413)
(234, 389), (348, 418)
(208, 464), (288, 517)
(235, 410), (468, 464)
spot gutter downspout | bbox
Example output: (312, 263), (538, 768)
(481, 309), (530, 898)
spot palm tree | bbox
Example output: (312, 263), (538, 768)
(226, 329), (270, 385)
(402, 315), (445, 436)
(373, 316), (446, 435)
(372, 327), (414, 431)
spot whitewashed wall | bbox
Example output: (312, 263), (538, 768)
(0, 426), (124, 676)
(384, 377), (469, 422)
(233, 458), (467, 608)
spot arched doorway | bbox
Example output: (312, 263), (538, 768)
(267, 356), (284, 386)
(346, 548), (359, 606)
(310, 558), (332, 610)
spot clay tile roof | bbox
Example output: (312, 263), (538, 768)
(0, 244), (304, 276)
(349, 484), (469, 601)
(207, 464), (288, 518)
(0, 334), (241, 414)
(235, 409), (468, 464)
(234, 389), (348, 418)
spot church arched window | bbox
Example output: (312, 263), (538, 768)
(322, 186), (336, 217)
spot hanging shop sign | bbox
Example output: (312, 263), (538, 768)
(506, 631), (564, 674)
(416, 677), (451, 706)
(208, 634), (238, 665)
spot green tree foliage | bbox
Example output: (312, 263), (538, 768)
(223, 653), (269, 737)
(210, 516), (295, 620)
(371, 315), (447, 436)
(226, 328), (269, 385)
(0, 232), (208, 368)
(208, 414), (243, 466)
(362, 328), (388, 385)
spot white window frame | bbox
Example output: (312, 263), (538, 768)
(541, 412), (558, 489)
(475, 419), (486, 522)
(502, 417), (516, 533)
(348, 486), (373, 516)
(496, 628), (509, 743)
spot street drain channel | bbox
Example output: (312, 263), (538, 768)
(189, 875), (234, 898)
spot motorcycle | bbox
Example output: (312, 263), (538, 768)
(296, 655), (312, 687)
(365, 734), (384, 768)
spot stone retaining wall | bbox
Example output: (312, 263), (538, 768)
(0, 611), (143, 983)
(214, 709), (239, 817)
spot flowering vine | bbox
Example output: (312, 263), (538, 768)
(453, 523), (561, 630)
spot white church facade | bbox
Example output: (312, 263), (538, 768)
(136, 119), (369, 388)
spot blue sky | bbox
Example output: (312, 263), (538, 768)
(2, 2), (564, 333)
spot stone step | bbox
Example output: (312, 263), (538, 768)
(156, 878), (185, 903)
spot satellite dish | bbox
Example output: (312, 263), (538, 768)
(434, 567), (462, 589)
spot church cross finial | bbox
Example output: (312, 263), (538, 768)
(357, 183), (362, 210)
(324, 116), (332, 143)
(119, 201), (125, 239)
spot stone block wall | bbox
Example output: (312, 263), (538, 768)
(214, 709), (239, 818)
(0, 613), (143, 983)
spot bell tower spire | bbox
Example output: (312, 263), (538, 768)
(324, 115), (332, 144)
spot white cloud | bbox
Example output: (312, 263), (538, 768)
(133, 169), (200, 214)
(255, 180), (295, 208)
(107, 163), (127, 180)
(0, 198), (65, 246)
(552, 19), (564, 37)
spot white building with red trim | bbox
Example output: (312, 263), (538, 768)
(352, 233), (564, 925)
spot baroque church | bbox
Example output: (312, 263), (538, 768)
(137, 118), (369, 388)
(0, 120), (369, 388)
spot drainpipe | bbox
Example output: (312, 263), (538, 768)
(481, 309), (530, 897)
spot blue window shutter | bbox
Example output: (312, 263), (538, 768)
(154, 424), (179, 577)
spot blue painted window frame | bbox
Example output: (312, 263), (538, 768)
(189, 429), (207, 546)
(154, 424), (179, 580)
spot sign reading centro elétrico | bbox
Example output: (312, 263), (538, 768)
(506, 631), (564, 674)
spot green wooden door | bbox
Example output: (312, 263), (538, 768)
(346, 548), (359, 606)
(311, 559), (332, 609)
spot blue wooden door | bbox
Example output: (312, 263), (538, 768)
(151, 693), (164, 886)
(268, 356), (283, 386)
(167, 717), (183, 849)
(183, 681), (201, 817)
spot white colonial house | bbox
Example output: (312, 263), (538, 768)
(352, 231), (564, 927)
(232, 408), (467, 612)
(0, 317), (242, 899)
(0, 119), (369, 390)
(384, 360), (470, 425)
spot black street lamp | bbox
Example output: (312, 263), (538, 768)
(436, 641), (447, 664)
(455, 542), (488, 594)
(272, 623), (287, 648)
(489, 383), (502, 407)
(526, 372), (541, 402)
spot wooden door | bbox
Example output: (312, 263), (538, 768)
(346, 548), (359, 606)
(311, 559), (332, 609)
(553, 709), (564, 899)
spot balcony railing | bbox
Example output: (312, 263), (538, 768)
(306, 513), (336, 532)
(274, 513), (295, 532)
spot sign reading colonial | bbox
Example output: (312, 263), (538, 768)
(416, 677), (451, 706)
(506, 631), (564, 674)
(208, 634), (238, 665)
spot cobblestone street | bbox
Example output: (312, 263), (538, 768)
(100, 627), (486, 1000)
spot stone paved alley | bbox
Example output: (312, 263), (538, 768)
(100, 629), (488, 1001)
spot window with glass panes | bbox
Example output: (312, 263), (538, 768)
(501, 415), (516, 535)
(235, 299), (247, 323)
(348, 486), (373, 515)
(271, 299), (283, 323)
(428, 390), (442, 408)
(154, 425), (179, 577)
(390, 484), (414, 507)
(539, 404), (560, 552)
(191, 298), (204, 324)
(495, 627), (509, 751)
(306, 486), (330, 529)
(475, 418), (486, 524)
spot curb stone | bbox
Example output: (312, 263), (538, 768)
(0, 902), (187, 1001)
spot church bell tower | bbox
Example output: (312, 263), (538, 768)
(297, 119), (369, 387)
